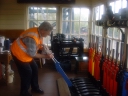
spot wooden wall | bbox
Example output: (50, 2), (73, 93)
(0, 30), (24, 42)
(0, 0), (26, 29)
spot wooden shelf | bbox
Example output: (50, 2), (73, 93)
(95, 19), (128, 28)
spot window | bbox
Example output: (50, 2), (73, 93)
(108, 0), (127, 59)
(27, 6), (90, 48)
(93, 5), (104, 36)
(91, 0), (127, 59)
(107, 27), (124, 59)
(108, 0), (127, 39)
(110, 0), (127, 13)
(61, 7), (90, 48)
(92, 5), (104, 46)
(28, 6), (57, 45)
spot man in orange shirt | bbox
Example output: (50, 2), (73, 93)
(11, 21), (54, 96)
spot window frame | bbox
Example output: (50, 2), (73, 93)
(27, 6), (90, 48)
(60, 7), (90, 48)
(91, 0), (127, 59)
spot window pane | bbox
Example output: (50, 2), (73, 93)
(95, 26), (99, 35)
(109, 2), (115, 13)
(36, 7), (57, 20)
(112, 40), (116, 59)
(28, 7), (38, 20)
(80, 35), (88, 48)
(62, 8), (71, 21)
(47, 8), (56, 20)
(99, 37), (102, 47)
(37, 21), (44, 26)
(47, 36), (51, 45)
(71, 22), (79, 34)
(95, 6), (100, 20)
(80, 22), (88, 34)
(62, 21), (71, 34)
(37, 7), (46, 20)
(80, 8), (89, 21)
(99, 5), (104, 19)
(122, 0), (127, 8)
(29, 21), (38, 28)
(72, 8), (80, 21)
(99, 27), (102, 36)
(92, 8), (96, 20)
(92, 22), (95, 34)
(115, 0), (121, 13)
(107, 28), (113, 37)
(113, 28), (120, 39)
(43, 36), (51, 45)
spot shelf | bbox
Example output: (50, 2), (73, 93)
(95, 19), (128, 28)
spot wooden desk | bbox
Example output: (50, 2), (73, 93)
(0, 51), (12, 84)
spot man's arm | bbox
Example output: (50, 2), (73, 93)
(22, 37), (53, 59)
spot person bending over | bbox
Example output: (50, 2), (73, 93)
(11, 21), (54, 96)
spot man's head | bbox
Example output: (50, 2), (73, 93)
(38, 21), (53, 37)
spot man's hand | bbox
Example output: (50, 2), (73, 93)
(45, 53), (54, 59)
(42, 44), (51, 54)
(42, 44), (54, 59)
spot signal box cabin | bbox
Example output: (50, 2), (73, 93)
(0, 0), (128, 96)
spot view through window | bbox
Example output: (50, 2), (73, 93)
(28, 7), (57, 45)
(62, 8), (89, 48)
(92, 5), (104, 47)
(28, 7), (90, 48)
(108, 0), (127, 59)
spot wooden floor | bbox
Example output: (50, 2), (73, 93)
(0, 61), (87, 96)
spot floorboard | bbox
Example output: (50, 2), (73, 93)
(0, 61), (87, 96)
